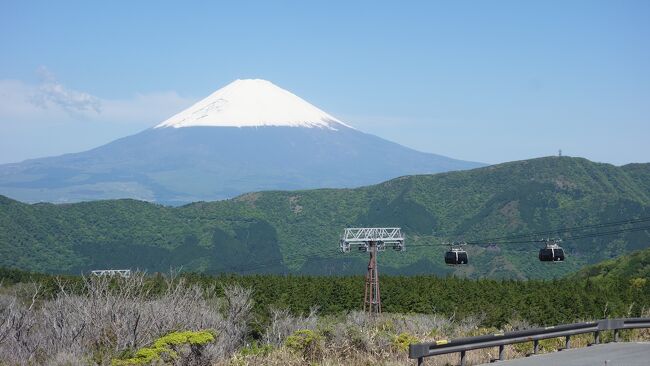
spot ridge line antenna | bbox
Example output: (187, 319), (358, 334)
(339, 227), (405, 315)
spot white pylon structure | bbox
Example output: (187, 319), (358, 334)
(339, 228), (405, 314)
(90, 269), (131, 278)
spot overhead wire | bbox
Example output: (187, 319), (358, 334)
(407, 223), (650, 248)
(407, 216), (650, 247)
(464, 216), (650, 244)
(212, 217), (650, 273)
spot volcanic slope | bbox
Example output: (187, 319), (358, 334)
(1, 156), (649, 279)
(0, 79), (482, 204)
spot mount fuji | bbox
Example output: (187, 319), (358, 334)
(0, 79), (484, 204)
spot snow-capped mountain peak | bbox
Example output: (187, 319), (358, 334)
(155, 79), (351, 129)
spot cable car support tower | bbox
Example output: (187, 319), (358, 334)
(339, 228), (405, 315)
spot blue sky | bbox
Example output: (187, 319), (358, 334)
(1, 0), (648, 165)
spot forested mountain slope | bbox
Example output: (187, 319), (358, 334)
(572, 246), (650, 284)
(1, 156), (649, 279)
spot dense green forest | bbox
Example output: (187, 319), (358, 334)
(572, 244), (650, 283)
(2, 249), (649, 365)
(1, 156), (649, 279)
(2, 247), (649, 329)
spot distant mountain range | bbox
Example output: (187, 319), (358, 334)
(0, 79), (482, 204)
(1, 156), (649, 279)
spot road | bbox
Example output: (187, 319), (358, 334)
(478, 342), (650, 366)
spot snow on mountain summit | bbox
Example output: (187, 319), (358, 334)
(155, 79), (351, 129)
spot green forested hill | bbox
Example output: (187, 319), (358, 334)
(572, 246), (650, 283)
(1, 156), (649, 279)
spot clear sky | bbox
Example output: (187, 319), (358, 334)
(1, 0), (648, 165)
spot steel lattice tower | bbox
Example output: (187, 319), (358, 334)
(340, 228), (405, 315)
(364, 241), (381, 313)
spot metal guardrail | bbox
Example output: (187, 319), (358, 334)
(409, 317), (650, 365)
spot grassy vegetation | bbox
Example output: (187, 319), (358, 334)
(1, 156), (649, 279)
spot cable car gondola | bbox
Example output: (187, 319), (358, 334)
(444, 243), (468, 265)
(538, 239), (565, 262)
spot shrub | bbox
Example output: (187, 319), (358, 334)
(630, 277), (647, 290)
(467, 327), (499, 337)
(239, 342), (274, 357)
(512, 341), (532, 355)
(512, 337), (565, 355)
(377, 319), (395, 333)
(538, 337), (564, 352)
(284, 329), (322, 361)
(111, 330), (215, 365)
(346, 324), (369, 352)
(391, 332), (419, 352)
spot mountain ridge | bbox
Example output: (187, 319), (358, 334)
(0, 126), (482, 204)
(1, 156), (649, 279)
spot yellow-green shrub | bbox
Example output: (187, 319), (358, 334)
(112, 330), (215, 365)
(392, 332), (419, 352)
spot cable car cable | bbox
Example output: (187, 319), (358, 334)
(210, 218), (650, 273)
(464, 216), (650, 244)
